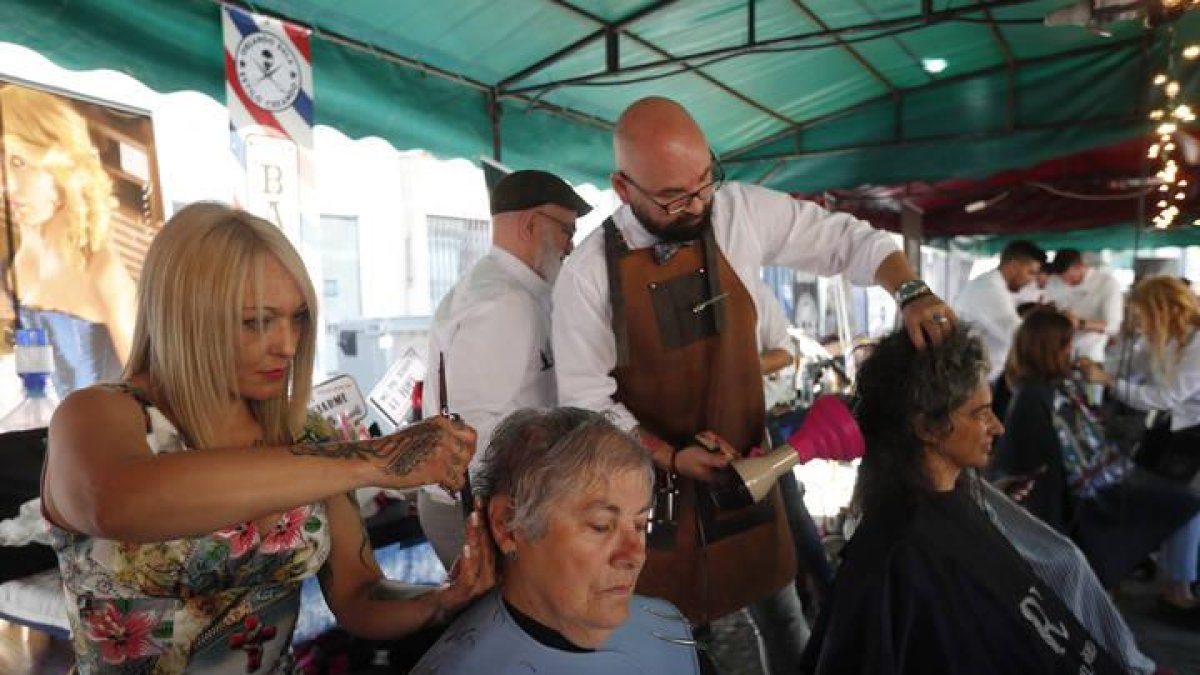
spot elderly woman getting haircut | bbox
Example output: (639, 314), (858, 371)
(412, 408), (702, 674)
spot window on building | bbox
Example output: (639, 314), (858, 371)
(427, 214), (490, 308)
(319, 214), (362, 323)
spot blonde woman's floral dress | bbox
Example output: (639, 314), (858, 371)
(49, 384), (334, 674)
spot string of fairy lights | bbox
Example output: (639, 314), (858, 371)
(1148, 37), (1198, 229)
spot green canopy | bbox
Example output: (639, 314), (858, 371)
(3, 0), (1198, 195)
(947, 221), (1200, 255)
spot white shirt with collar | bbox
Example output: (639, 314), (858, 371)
(423, 247), (556, 475)
(1113, 332), (1200, 431)
(951, 268), (1020, 382)
(1046, 268), (1124, 362)
(552, 181), (898, 431)
(755, 280), (791, 354)
(1013, 280), (1045, 305)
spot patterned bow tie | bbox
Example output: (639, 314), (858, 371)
(653, 241), (692, 265)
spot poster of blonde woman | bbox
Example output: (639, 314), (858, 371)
(0, 80), (163, 399)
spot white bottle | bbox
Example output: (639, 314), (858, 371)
(0, 328), (59, 432)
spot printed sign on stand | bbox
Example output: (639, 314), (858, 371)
(369, 348), (426, 428)
(309, 374), (368, 425)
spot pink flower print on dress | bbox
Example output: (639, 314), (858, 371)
(214, 522), (258, 558)
(260, 509), (306, 554)
(83, 602), (160, 665)
(229, 615), (278, 672)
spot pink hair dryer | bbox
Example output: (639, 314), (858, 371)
(710, 395), (864, 511)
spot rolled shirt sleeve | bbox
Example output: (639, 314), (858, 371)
(734, 183), (898, 288)
(1111, 337), (1200, 431)
(755, 279), (792, 353)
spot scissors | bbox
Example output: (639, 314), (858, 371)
(439, 352), (475, 519)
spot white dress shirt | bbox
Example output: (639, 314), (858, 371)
(423, 247), (556, 477)
(552, 182), (898, 431)
(756, 280), (795, 410)
(1045, 269), (1124, 362)
(1013, 280), (1045, 305)
(952, 268), (1020, 382)
(1112, 331), (1200, 431)
(756, 279), (791, 354)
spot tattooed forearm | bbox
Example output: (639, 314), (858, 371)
(343, 491), (374, 570)
(288, 424), (444, 477)
(379, 425), (441, 476)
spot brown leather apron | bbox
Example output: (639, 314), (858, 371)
(603, 219), (796, 623)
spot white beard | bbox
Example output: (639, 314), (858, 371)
(534, 238), (564, 284)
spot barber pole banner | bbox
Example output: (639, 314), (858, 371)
(222, 4), (313, 236)
(223, 5), (331, 376)
(224, 5), (312, 147)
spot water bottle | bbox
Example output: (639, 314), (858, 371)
(0, 329), (59, 432)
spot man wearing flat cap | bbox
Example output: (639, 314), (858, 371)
(418, 170), (592, 568)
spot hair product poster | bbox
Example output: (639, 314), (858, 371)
(0, 79), (164, 401)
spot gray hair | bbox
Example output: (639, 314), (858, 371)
(476, 407), (654, 540)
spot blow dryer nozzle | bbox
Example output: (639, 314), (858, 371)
(708, 396), (863, 510)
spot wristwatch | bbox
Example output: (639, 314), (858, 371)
(894, 279), (932, 308)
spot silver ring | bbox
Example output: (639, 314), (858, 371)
(932, 312), (948, 323)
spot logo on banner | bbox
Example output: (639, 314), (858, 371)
(223, 5), (313, 143)
(223, 4), (313, 236)
(234, 32), (302, 112)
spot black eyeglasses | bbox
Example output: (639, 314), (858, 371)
(618, 152), (726, 216)
(534, 210), (576, 240)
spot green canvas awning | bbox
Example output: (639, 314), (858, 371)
(3, 0), (1199, 197)
(946, 221), (1200, 255)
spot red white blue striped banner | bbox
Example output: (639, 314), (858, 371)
(223, 5), (313, 148)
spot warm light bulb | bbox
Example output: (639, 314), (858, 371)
(1155, 73), (1169, 85)
(1168, 82), (1181, 97)
(1159, 200), (1169, 207)
(1181, 180), (1189, 187)
(1177, 192), (1187, 199)
(1187, 46), (1200, 59)
(1151, 109), (1165, 120)
(1158, 122), (1178, 135)
(1167, 143), (1177, 151)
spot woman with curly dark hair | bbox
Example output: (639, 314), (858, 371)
(802, 328), (1145, 675)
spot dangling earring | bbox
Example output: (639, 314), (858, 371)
(505, 549), (518, 561)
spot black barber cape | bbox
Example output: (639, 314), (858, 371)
(801, 483), (1124, 675)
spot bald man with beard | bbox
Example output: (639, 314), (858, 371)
(552, 97), (954, 673)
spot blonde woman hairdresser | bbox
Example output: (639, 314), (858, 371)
(1, 84), (134, 392)
(1080, 275), (1200, 612)
(43, 203), (493, 674)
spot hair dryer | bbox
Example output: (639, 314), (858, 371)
(710, 395), (864, 511)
